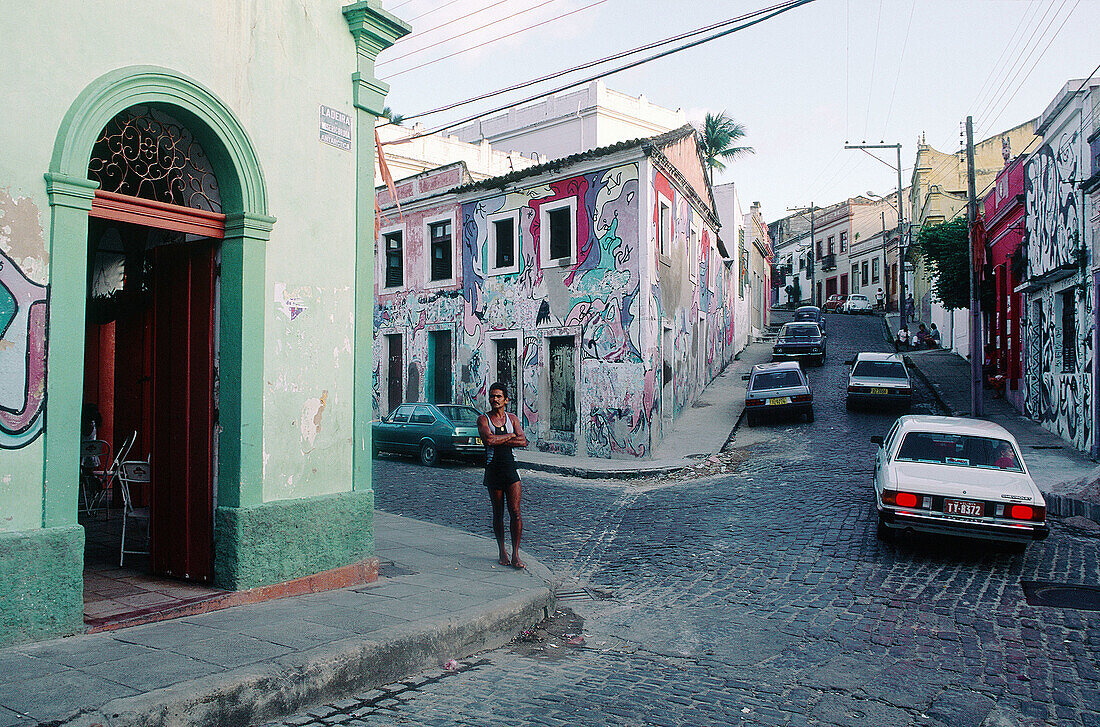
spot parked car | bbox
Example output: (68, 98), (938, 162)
(846, 352), (912, 408)
(872, 415), (1049, 548)
(822, 294), (847, 312)
(773, 322), (826, 365)
(744, 361), (814, 426)
(373, 402), (485, 466)
(792, 305), (827, 334)
(842, 293), (873, 314)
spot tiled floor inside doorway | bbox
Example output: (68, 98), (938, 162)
(81, 508), (223, 630)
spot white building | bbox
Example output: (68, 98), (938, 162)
(712, 182), (750, 353)
(450, 80), (686, 161)
(377, 123), (537, 182)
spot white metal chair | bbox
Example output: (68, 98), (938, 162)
(95, 430), (137, 517)
(118, 457), (151, 567)
(79, 439), (111, 514)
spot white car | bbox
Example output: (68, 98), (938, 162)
(842, 293), (873, 314)
(872, 416), (1049, 548)
(846, 352), (912, 408)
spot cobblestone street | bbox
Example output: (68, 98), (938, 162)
(288, 313), (1100, 727)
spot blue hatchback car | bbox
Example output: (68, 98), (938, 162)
(372, 403), (485, 466)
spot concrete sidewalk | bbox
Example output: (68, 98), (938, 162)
(882, 314), (1100, 519)
(0, 513), (557, 727)
(513, 337), (776, 479)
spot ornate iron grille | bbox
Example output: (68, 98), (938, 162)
(88, 106), (222, 213)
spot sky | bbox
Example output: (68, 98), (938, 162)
(376, 0), (1099, 224)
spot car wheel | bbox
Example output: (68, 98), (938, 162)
(746, 412), (757, 427)
(419, 440), (439, 467)
(805, 407), (815, 423)
(845, 397), (854, 411)
(876, 518), (893, 541)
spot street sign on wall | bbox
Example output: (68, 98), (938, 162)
(319, 106), (352, 151)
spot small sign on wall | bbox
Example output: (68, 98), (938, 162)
(319, 105), (352, 151)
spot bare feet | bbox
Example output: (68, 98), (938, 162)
(511, 556), (526, 569)
(498, 555), (511, 566)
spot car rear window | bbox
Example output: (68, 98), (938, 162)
(782, 324), (819, 338)
(850, 295), (868, 302)
(894, 432), (1023, 471)
(794, 312), (817, 321)
(751, 370), (804, 390)
(852, 361), (906, 379)
(438, 406), (481, 424)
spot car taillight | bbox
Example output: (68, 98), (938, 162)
(792, 394), (812, 402)
(1010, 504), (1045, 521)
(894, 492), (918, 508)
(746, 399), (764, 407)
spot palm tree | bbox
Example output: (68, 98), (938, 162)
(699, 112), (754, 174)
(381, 106), (404, 126)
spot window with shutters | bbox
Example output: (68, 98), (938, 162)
(840, 230), (848, 252)
(383, 230), (403, 289)
(489, 210), (520, 275)
(540, 199), (576, 267)
(872, 258), (880, 282)
(428, 218), (453, 283)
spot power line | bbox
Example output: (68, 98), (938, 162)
(881, 0), (916, 140)
(406, 0), (469, 24)
(381, 0), (609, 79)
(379, 0), (568, 67)
(386, 0), (804, 127)
(968, 0), (1044, 119)
(862, 0), (884, 141)
(976, 0), (1083, 137)
(387, 0), (817, 139)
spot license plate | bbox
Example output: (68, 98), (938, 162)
(766, 397), (791, 406)
(944, 499), (984, 517)
(475, 437), (483, 445)
(870, 387), (888, 395)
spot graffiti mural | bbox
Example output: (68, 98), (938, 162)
(0, 247), (47, 448)
(1022, 125), (1093, 453)
(374, 131), (735, 458)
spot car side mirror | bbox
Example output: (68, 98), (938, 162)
(844, 359), (854, 366)
(742, 374), (750, 381)
(871, 435), (884, 447)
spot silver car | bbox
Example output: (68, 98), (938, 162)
(744, 361), (814, 426)
(846, 352), (912, 408)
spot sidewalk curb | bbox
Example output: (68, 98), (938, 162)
(57, 587), (556, 727)
(516, 459), (682, 480)
(903, 354), (957, 417)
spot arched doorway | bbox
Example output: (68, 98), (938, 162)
(82, 105), (222, 590)
(46, 67), (274, 622)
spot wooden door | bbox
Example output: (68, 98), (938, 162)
(548, 336), (576, 435)
(495, 338), (518, 414)
(150, 241), (215, 582)
(387, 334), (403, 413)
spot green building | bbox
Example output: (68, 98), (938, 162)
(0, 1), (408, 646)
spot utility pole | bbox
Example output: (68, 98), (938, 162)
(787, 204), (816, 305)
(845, 143), (906, 330)
(965, 116), (983, 417)
(880, 210), (889, 310)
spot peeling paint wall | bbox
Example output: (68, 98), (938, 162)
(375, 146), (736, 459)
(0, 188), (48, 531)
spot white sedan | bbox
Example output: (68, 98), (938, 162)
(842, 293), (873, 314)
(872, 416), (1049, 548)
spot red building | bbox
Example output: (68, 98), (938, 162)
(979, 154), (1026, 413)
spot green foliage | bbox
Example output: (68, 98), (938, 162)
(912, 217), (970, 309)
(700, 112), (754, 173)
(382, 106), (404, 126)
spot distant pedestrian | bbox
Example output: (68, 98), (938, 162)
(477, 382), (529, 569)
(894, 326), (910, 352)
(875, 287), (885, 311)
(905, 293), (914, 323)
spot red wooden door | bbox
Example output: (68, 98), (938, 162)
(150, 241), (216, 582)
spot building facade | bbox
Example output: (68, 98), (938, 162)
(744, 202), (773, 336)
(450, 80), (686, 163)
(712, 183), (751, 353)
(769, 212), (813, 307)
(0, 2), (407, 645)
(377, 123), (538, 182)
(375, 127), (739, 459)
(1020, 79), (1098, 454)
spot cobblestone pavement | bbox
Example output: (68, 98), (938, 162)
(280, 313), (1100, 727)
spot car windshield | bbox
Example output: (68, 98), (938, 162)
(751, 370), (804, 390)
(853, 361), (906, 379)
(782, 324), (819, 339)
(894, 432), (1023, 472)
(438, 406), (481, 424)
